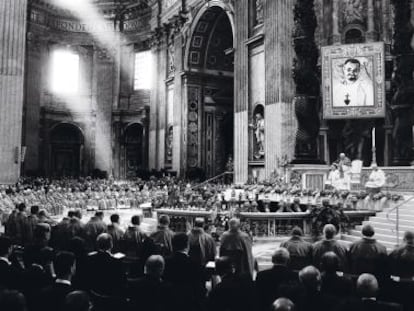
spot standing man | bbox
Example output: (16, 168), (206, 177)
(312, 224), (348, 271)
(150, 214), (174, 257)
(188, 218), (216, 267)
(389, 231), (414, 278)
(219, 218), (254, 278)
(280, 227), (313, 271)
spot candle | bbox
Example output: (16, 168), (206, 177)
(372, 127), (375, 148)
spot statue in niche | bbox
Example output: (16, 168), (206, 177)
(255, 0), (264, 25)
(343, 0), (364, 24)
(168, 43), (175, 76)
(249, 108), (265, 159)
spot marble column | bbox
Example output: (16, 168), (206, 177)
(173, 33), (184, 175)
(234, 0), (249, 184)
(264, 0), (296, 179)
(157, 43), (167, 169)
(332, 0), (341, 44)
(148, 45), (159, 170)
(23, 34), (43, 174)
(0, 0), (28, 183)
(92, 47), (114, 175)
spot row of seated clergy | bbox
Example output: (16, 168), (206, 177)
(325, 160), (386, 191)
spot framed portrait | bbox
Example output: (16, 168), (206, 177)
(322, 42), (385, 119)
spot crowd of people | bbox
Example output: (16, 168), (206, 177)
(0, 196), (414, 311)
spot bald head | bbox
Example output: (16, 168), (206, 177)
(96, 233), (113, 251)
(299, 266), (321, 291)
(323, 224), (336, 240)
(271, 298), (295, 311)
(229, 218), (240, 231)
(357, 273), (378, 298)
(145, 255), (165, 277)
(272, 248), (290, 266)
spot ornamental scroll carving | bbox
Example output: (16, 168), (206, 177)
(340, 0), (366, 27)
(187, 86), (200, 168)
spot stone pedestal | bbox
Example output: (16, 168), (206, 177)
(0, 0), (28, 183)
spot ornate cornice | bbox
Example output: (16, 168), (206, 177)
(148, 10), (188, 48)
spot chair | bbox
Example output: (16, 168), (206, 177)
(350, 160), (363, 190)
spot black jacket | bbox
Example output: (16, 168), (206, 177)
(255, 265), (299, 311)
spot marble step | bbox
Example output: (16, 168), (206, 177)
(367, 216), (414, 227)
(376, 213), (414, 221)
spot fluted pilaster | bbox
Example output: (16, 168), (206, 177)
(0, 0), (27, 183)
(234, 0), (249, 184)
(264, 0), (296, 179)
(148, 46), (159, 170)
(157, 45), (167, 169)
(173, 33), (183, 174)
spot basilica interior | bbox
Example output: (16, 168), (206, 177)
(0, 0), (412, 186)
(2, 1), (414, 311)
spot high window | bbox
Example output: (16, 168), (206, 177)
(134, 50), (153, 90)
(50, 50), (80, 95)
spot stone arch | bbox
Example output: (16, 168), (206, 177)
(183, 0), (235, 72)
(49, 122), (85, 177)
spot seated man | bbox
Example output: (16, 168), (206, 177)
(365, 164), (386, 192)
(325, 164), (340, 190)
(364, 164), (387, 211)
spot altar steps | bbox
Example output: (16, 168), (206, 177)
(340, 197), (414, 251)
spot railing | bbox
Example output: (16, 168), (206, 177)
(386, 195), (414, 246)
(192, 171), (233, 189)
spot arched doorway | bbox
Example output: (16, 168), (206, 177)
(124, 123), (144, 177)
(50, 123), (84, 177)
(186, 5), (234, 178)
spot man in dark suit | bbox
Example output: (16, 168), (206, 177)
(255, 247), (299, 311)
(84, 211), (107, 251)
(0, 236), (22, 290)
(107, 214), (124, 254)
(295, 266), (336, 311)
(320, 251), (353, 299)
(127, 255), (171, 311)
(36, 251), (76, 311)
(207, 256), (256, 311)
(389, 230), (414, 278)
(348, 224), (388, 280)
(164, 233), (205, 311)
(280, 227), (313, 271)
(312, 224), (348, 271)
(337, 273), (402, 311)
(25, 205), (40, 245)
(188, 217), (216, 268)
(87, 233), (126, 297)
(150, 214), (174, 256)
